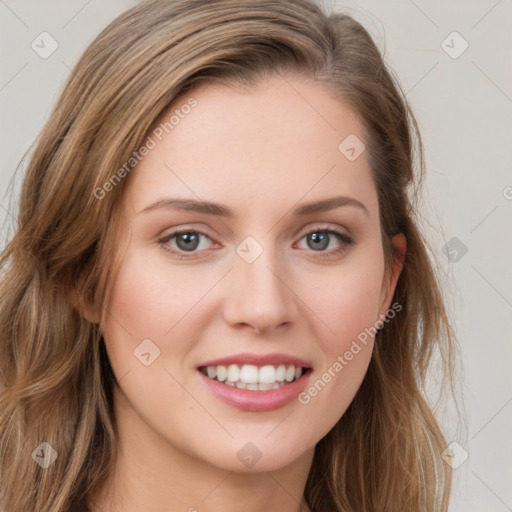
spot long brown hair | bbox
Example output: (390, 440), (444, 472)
(0, 0), (457, 510)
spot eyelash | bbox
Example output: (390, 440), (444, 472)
(157, 226), (354, 260)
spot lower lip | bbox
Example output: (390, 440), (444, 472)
(197, 369), (312, 412)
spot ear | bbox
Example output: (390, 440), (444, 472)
(377, 233), (406, 319)
(70, 288), (101, 324)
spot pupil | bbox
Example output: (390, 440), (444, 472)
(309, 232), (328, 250)
(177, 232), (199, 251)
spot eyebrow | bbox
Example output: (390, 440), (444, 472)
(138, 195), (369, 217)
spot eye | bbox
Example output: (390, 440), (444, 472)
(296, 227), (354, 259)
(157, 230), (216, 258)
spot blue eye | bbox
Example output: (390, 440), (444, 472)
(157, 227), (353, 259)
(157, 230), (213, 258)
(297, 228), (354, 258)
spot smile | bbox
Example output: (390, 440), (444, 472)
(199, 363), (307, 390)
(197, 364), (313, 412)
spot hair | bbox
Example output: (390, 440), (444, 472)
(0, 0), (458, 510)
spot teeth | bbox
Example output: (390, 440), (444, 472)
(240, 364), (259, 384)
(216, 365), (227, 382)
(200, 363), (307, 389)
(259, 365), (276, 384)
(227, 364), (240, 382)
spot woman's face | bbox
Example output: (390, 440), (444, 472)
(100, 73), (404, 474)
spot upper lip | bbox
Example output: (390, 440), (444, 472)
(198, 352), (312, 369)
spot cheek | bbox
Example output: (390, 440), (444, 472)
(291, 250), (384, 427)
(101, 248), (232, 381)
(302, 251), (385, 353)
(100, 251), (189, 375)
(104, 250), (211, 340)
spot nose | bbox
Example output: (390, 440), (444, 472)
(222, 245), (298, 335)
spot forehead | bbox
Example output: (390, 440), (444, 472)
(124, 74), (378, 221)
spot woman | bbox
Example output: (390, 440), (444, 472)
(0, 0), (457, 510)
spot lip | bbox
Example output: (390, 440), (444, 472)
(197, 352), (312, 369)
(198, 367), (313, 412)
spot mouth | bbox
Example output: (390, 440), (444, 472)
(196, 353), (314, 411)
(198, 363), (312, 391)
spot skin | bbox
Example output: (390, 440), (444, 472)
(87, 73), (406, 512)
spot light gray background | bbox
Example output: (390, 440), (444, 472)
(1, 1), (511, 510)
